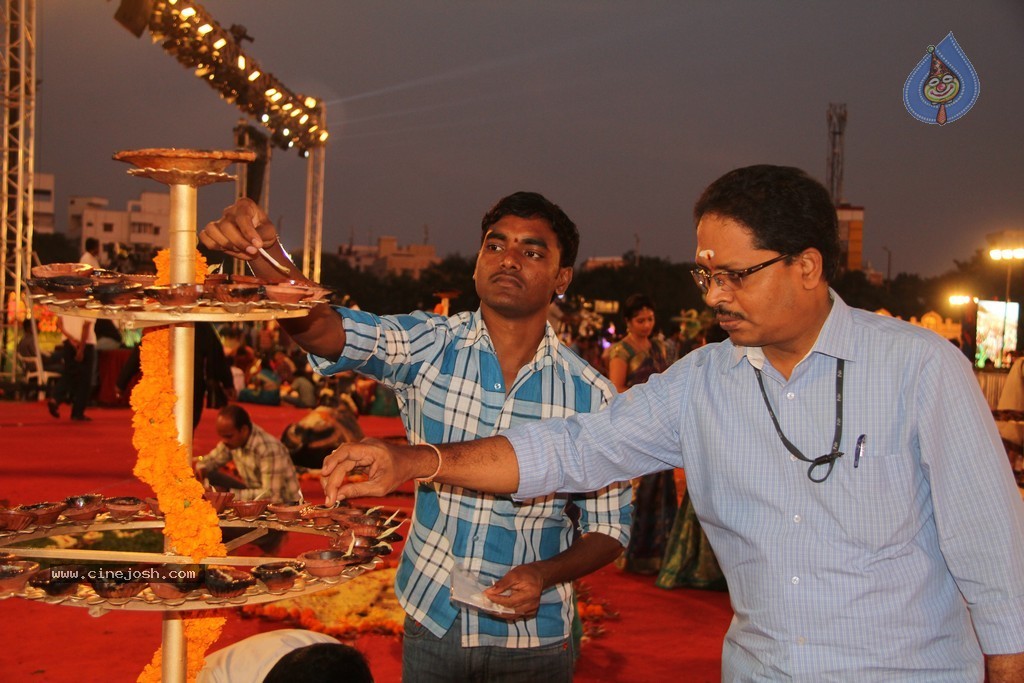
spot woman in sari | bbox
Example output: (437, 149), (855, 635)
(608, 294), (676, 574)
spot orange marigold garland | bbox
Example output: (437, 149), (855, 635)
(133, 249), (224, 683)
(137, 615), (228, 683)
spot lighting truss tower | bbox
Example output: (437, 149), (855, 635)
(302, 140), (326, 281)
(826, 103), (847, 205)
(1, 0), (37, 380)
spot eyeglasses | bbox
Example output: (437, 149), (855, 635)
(690, 253), (793, 295)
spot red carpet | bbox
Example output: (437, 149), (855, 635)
(0, 399), (731, 682)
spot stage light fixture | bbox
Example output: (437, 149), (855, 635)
(128, 0), (328, 155)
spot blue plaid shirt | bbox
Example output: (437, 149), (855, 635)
(508, 293), (1024, 681)
(310, 308), (631, 648)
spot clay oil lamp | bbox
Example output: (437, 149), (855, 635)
(252, 561), (305, 593)
(334, 513), (384, 538)
(90, 567), (146, 602)
(16, 501), (67, 526)
(91, 282), (144, 306)
(229, 499), (270, 521)
(202, 273), (230, 291)
(0, 560), (39, 594)
(144, 284), (203, 308)
(210, 283), (263, 304)
(300, 504), (336, 529)
(25, 278), (48, 296)
(28, 566), (84, 597)
(0, 509), (36, 532)
(62, 494), (105, 522)
(327, 504), (361, 522)
(202, 489), (234, 514)
(31, 263), (93, 279)
(297, 549), (357, 578)
(227, 274), (262, 286)
(122, 272), (158, 287)
(147, 564), (204, 601)
(332, 530), (394, 557)
(143, 497), (163, 517)
(89, 269), (124, 286)
(267, 501), (304, 522)
(103, 496), (146, 521)
(44, 276), (92, 301)
(205, 565), (256, 599)
(263, 282), (314, 304)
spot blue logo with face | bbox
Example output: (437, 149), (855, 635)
(903, 32), (979, 125)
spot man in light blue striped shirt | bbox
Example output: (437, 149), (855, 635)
(201, 192), (630, 682)
(324, 166), (1024, 682)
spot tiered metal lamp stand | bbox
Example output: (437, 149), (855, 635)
(0, 150), (370, 683)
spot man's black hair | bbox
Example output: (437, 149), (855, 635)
(263, 643), (373, 683)
(693, 165), (841, 283)
(481, 191), (580, 269)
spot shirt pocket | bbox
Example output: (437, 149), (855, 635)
(827, 435), (922, 552)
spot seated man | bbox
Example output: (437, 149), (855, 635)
(276, 355), (317, 409)
(281, 390), (365, 470)
(237, 356), (282, 405)
(197, 629), (373, 683)
(194, 404), (300, 503)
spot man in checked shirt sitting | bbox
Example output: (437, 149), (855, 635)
(194, 404), (301, 504)
(200, 192), (631, 682)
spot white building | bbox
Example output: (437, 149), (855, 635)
(338, 236), (440, 279)
(68, 191), (170, 264)
(33, 173), (56, 235)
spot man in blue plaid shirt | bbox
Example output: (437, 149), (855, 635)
(201, 192), (631, 682)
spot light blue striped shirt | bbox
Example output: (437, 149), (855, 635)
(310, 307), (631, 648)
(507, 293), (1024, 681)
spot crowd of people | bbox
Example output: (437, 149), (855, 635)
(310, 166), (1024, 682)
(16, 163), (1024, 681)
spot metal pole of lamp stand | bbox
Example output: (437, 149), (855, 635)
(163, 182), (198, 683)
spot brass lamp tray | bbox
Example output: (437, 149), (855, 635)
(0, 517), (381, 613)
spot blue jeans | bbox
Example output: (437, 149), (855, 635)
(402, 614), (574, 683)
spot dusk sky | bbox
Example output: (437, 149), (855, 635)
(35, 1), (1024, 278)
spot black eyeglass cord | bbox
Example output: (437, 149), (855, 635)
(754, 358), (844, 483)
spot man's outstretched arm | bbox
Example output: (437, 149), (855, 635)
(321, 436), (520, 504)
(199, 198), (347, 360)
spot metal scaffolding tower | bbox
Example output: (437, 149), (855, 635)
(826, 102), (847, 205)
(1, 0), (37, 380)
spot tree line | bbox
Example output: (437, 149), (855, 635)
(33, 232), (1013, 336)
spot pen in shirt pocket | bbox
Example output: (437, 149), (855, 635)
(854, 434), (866, 468)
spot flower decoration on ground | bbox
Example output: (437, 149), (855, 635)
(243, 566), (404, 639)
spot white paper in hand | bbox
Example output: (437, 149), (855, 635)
(450, 564), (514, 615)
